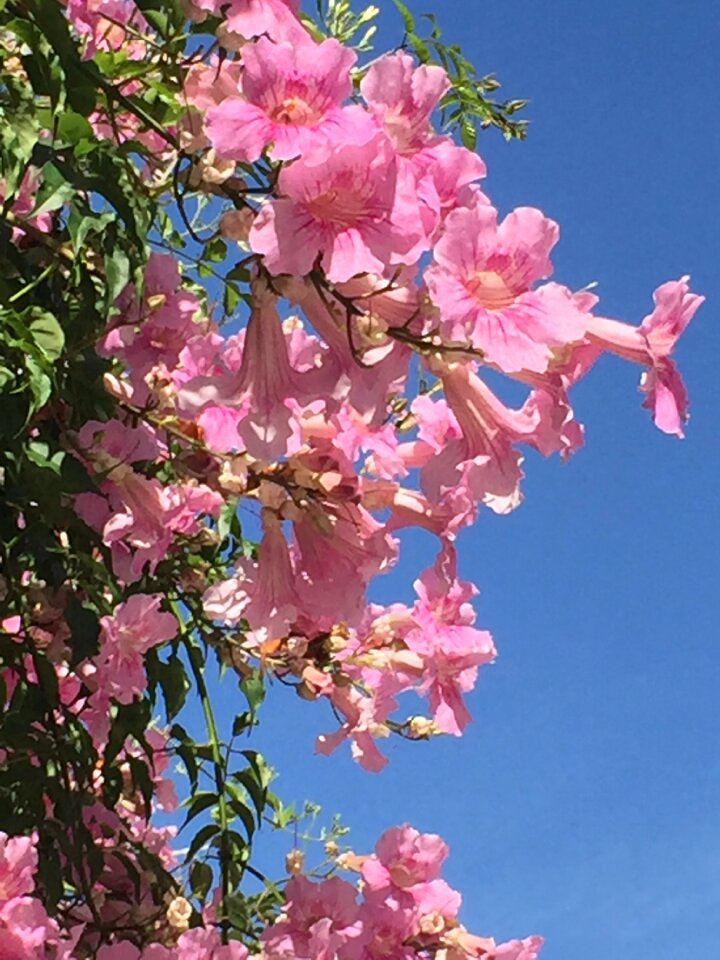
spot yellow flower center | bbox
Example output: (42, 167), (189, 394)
(466, 270), (517, 309)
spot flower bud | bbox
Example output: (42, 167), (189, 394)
(167, 896), (192, 931)
(285, 849), (305, 874)
(220, 208), (255, 243)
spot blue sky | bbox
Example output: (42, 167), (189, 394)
(197, 2), (719, 957)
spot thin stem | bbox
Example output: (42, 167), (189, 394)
(175, 605), (231, 944)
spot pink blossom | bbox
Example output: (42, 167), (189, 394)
(176, 927), (249, 959)
(487, 936), (545, 959)
(316, 682), (397, 772)
(96, 943), (143, 960)
(291, 495), (398, 631)
(0, 897), (57, 958)
(182, 58), (245, 116)
(207, 36), (371, 162)
(409, 138), (487, 225)
(241, 509), (302, 639)
(0, 168), (54, 243)
(362, 825), (448, 889)
(99, 253), (203, 405)
(94, 594), (177, 704)
(406, 546), (495, 735)
(421, 361), (586, 515)
(191, 0), (303, 42)
(283, 276), (412, 424)
(263, 875), (362, 960)
(177, 279), (330, 459)
(584, 276), (703, 436)
(0, 833), (37, 901)
(360, 52), (450, 154)
(425, 204), (588, 373)
(65, 0), (148, 59)
(250, 134), (427, 283)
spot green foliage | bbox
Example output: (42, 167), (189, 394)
(311, 0), (380, 50)
(393, 0), (529, 143)
(0, 0), (530, 950)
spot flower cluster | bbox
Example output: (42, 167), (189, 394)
(76, 1), (703, 772)
(0, 0), (703, 957)
(263, 825), (542, 960)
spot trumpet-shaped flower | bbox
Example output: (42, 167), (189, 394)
(250, 134), (427, 282)
(425, 204), (588, 373)
(360, 52), (450, 154)
(94, 594), (177, 704)
(584, 276), (703, 436)
(207, 36), (371, 162)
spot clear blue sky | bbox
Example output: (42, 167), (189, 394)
(204, 2), (719, 957)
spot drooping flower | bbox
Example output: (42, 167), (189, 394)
(405, 545), (496, 735)
(65, 0), (148, 59)
(584, 276), (703, 436)
(177, 277), (330, 459)
(93, 594), (177, 704)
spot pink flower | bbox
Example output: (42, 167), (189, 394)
(176, 927), (249, 959)
(0, 833), (37, 901)
(241, 508), (302, 639)
(99, 253), (203, 406)
(418, 361), (585, 515)
(65, 0), (148, 59)
(0, 169), (54, 243)
(283, 276), (413, 424)
(250, 134), (427, 282)
(0, 897), (57, 958)
(190, 0), (303, 43)
(425, 204), (588, 373)
(316, 681), (397, 772)
(94, 594), (177, 704)
(207, 36), (371, 162)
(362, 825), (448, 889)
(263, 875), (363, 960)
(487, 936), (545, 959)
(177, 279), (329, 459)
(360, 52), (450, 154)
(292, 496), (398, 630)
(409, 138), (487, 223)
(406, 546), (495, 735)
(96, 943), (142, 960)
(584, 276), (703, 436)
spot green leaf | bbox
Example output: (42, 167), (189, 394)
(186, 822), (220, 862)
(393, 0), (415, 33)
(156, 654), (190, 720)
(104, 247), (130, 302)
(64, 598), (100, 664)
(460, 116), (477, 150)
(28, 310), (64, 362)
(182, 790), (218, 828)
(189, 860), (213, 901)
(56, 111), (93, 145)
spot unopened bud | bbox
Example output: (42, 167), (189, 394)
(285, 849), (305, 874)
(220, 208), (255, 243)
(419, 912), (446, 936)
(324, 839), (340, 857)
(408, 716), (437, 739)
(167, 896), (192, 931)
(296, 680), (319, 700)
